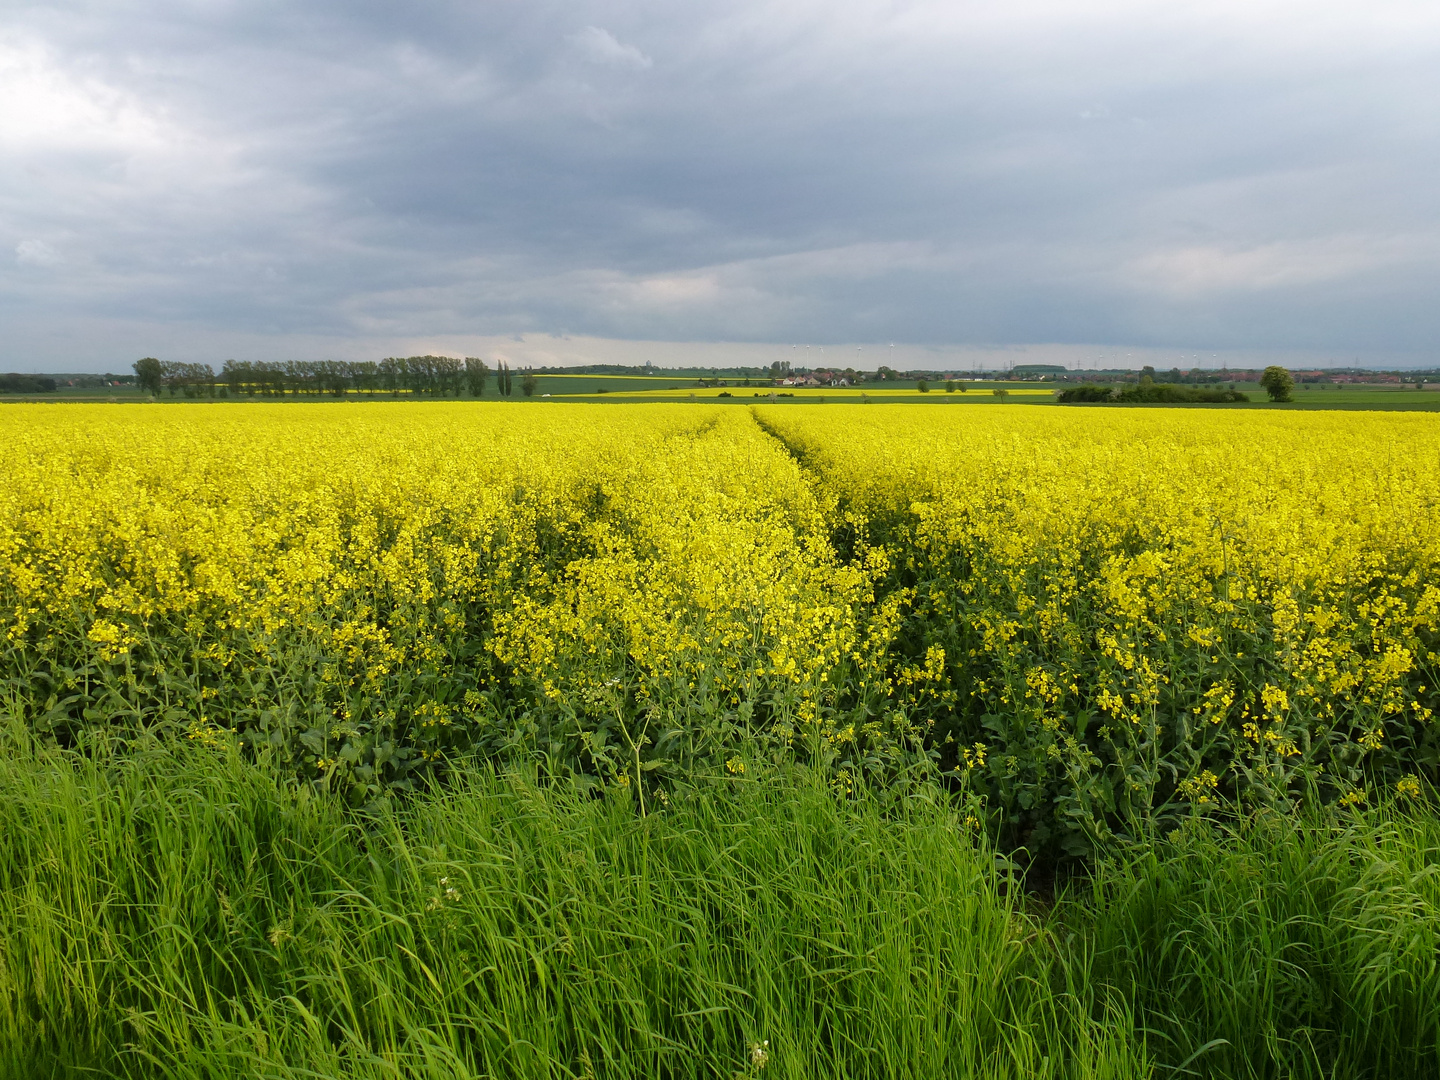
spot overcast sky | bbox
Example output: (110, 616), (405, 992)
(3, 0), (1439, 371)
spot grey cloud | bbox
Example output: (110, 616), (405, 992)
(2, 0), (1439, 368)
(570, 26), (652, 69)
(15, 239), (62, 267)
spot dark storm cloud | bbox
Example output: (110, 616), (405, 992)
(3, 0), (1439, 366)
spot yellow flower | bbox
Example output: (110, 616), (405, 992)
(1178, 769), (1220, 803)
(3, 400), (1437, 828)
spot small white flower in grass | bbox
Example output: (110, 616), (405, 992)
(749, 1040), (769, 1069)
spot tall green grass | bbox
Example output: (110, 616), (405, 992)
(2, 720), (1437, 1079)
(0, 725), (1139, 1080)
(1084, 807), (1440, 1079)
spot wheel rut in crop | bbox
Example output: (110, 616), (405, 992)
(746, 406), (815, 471)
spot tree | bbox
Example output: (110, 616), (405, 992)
(159, 361), (215, 398)
(916, 379), (929, 393)
(1260, 366), (1294, 402)
(222, 359), (258, 396)
(465, 358), (489, 397)
(134, 357), (163, 396)
(521, 370), (538, 397)
(379, 357), (403, 396)
(433, 355), (463, 396)
(351, 361), (379, 394)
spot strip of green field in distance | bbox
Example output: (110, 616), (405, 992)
(7, 373), (1440, 409)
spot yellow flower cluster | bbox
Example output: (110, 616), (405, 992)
(3, 402), (1436, 838)
(759, 406), (1440, 850)
(0, 404), (878, 795)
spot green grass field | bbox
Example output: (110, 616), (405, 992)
(3, 723), (1436, 1079)
(7, 374), (1440, 409)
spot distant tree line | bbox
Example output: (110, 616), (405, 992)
(0, 373), (59, 393)
(1, 373), (135, 393)
(1057, 384), (1250, 404)
(132, 356), (534, 398)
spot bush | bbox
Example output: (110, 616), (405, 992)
(1058, 383), (1251, 405)
(1110, 384), (1248, 404)
(1057, 385), (1115, 403)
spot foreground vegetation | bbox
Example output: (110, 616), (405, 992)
(3, 403), (1439, 1076)
(6, 404), (1435, 854)
(5, 727), (1124, 1080)
(1, 726), (1436, 1079)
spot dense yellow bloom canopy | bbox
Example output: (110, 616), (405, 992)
(3, 402), (1436, 849)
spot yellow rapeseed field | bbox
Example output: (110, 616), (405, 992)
(759, 406), (1440, 849)
(3, 402), (1436, 849)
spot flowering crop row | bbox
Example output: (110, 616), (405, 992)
(759, 406), (1440, 853)
(3, 403), (1436, 853)
(1, 405), (884, 806)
